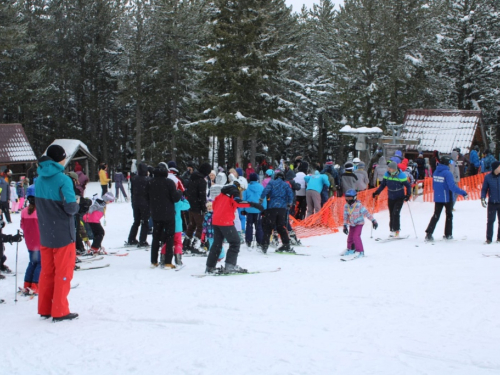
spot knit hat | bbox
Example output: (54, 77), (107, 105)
(235, 168), (244, 177)
(344, 162), (354, 171)
(266, 169), (274, 176)
(357, 162), (365, 169)
(74, 161), (83, 172)
(492, 161), (500, 171)
(167, 161), (178, 173)
(388, 161), (398, 170)
(46, 144), (66, 162)
(199, 163), (212, 177)
(67, 172), (78, 181)
(249, 172), (259, 182)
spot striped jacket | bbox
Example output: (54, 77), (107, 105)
(343, 201), (374, 227)
(374, 170), (411, 200)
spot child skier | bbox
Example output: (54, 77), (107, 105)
(202, 201), (225, 261)
(341, 189), (378, 259)
(0, 212), (23, 279)
(17, 181), (25, 212)
(82, 192), (115, 254)
(205, 184), (263, 274)
(10, 181), (18, 213)
(160, 197), (190, 268)
(20, 191), (41, 295)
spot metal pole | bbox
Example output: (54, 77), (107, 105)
(406, 201), (418, 239)
(14, 230), (20, 303)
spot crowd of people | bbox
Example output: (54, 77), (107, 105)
(1, 142), (499, 315)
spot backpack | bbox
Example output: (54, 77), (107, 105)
(79, 198), (92, 215)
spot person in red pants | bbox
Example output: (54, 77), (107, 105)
(35, 144), (80, 322)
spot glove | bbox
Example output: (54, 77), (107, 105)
(463, 194), (469, 200)
(249, 202), (264, 212)
(343, 225), (349, 235)
(481, 198), (487, 208)
(404, 195), (410, 202)
(240, 211), (247, 216)
(7, 233), (23, 243)
(372, 192), (379, 199)
(372, 220), (378, 230)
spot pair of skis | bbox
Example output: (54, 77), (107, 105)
(192, 267), (281, 278)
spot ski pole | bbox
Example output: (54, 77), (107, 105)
(406, 201), (418, 239)
(14, 230), (20, 304)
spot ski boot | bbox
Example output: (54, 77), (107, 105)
(239, 231), (245, 244)
(175, 253), (183, 266)
(53, 313), (79, 322)
(424, 233), (434, 242)
(289, 230), (302, 246)
(354, 251), (365, 259)
(485, 240), (492, 244)
(276, 244), (295, 253)
(159, 254), (166, 267)
(137, 241), (150, 248)
(0, 273), (5, 280)
(224, 263), (248, 274)
(124, 239), (139, 246)
(183, 236), (193, 254)
(246, 242), (252, 248)
(443, 235), (453, 240)
(190, 238), (206, 255)
(340, 248), (355, 256)
(0, 265), (12, 274)
(150, 263), (159, 268)
(271, 232), (280, 247)
(205, 266), (220, 275)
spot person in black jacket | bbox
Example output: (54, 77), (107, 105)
(0, 214), (23, 279)
(147, 163), (182, 267)
(126, 163), (150, 247)
(183, 163), (212, 253)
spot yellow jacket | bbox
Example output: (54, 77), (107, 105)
(99, 169), (111, 185)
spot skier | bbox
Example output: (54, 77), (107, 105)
(260, 170), (294, 253)
(147, 163), (182, 268)
(340, 189), (378, 259)
(481, 161), (500, 244)
(481, 150), (497, 173)
(9, 181), (18, 214)
(304, 168), (330, 216)
(293, 161), (308, 220)
(161, 196), (190, 267)
(82, 192), (115, 254)
(126, 162), (150, 247)
(99, 164), (111, 196)
(415, 153), (426, 180)
(242, 173), (266, 248)
(201, 201), (225, 261)
(424, 156), (468, 241)
(372, 161), (412, 238)
(36, 144), (80, 321)
(354, 162), (369, 191)
(372, 156), (388, 187)
(20, 190), (41, 294)
(184, 163), (212, 253)
(340, 162), (358, 197)
(0, 214), (23, 280)
(114, 168), (129, 202)
(205, 184), (263, 274)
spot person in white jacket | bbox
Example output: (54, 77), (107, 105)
(293, 161), (308, 220)
(10, 181), (18, 213)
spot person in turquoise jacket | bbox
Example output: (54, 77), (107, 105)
(242, 173), (267, 248)
(163, 198), (190, 266)
(36, 144), (79, 322)
(304, 170), (330, 216)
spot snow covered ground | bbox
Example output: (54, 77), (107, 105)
(1, 182), (499, 375)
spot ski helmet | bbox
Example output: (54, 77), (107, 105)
(353, 157), (361, 164)
(344, 189), (357, 205)
(440, 155), (452, 166)
(344, 162), (354, 171)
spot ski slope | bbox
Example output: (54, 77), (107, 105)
(1, 182), (499, 375)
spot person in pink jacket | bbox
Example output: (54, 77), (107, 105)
(262, 169), (274, 188)
(20, 192), (41, 294)
(82, 192), (114, 254)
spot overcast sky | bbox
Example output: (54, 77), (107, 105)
(285, 0), (344, 13)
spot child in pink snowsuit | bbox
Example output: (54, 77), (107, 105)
(160, 198), (190, 267)
(341, 189), (378, 257)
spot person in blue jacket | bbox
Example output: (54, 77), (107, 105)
(480, 149), (497, 173)
(424, 156), (468, 241)
(242, 173), (266, 248)
(481, 161), (500, 244)
(260, 170), (294, 253)
(469, 145), (480, 176)
(372, 161), (412, 237)
(304, 169), (330, 217)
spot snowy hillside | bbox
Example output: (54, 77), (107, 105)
(1, 182), (499, 375)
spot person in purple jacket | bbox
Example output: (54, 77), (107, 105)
(114, 168), (129, 202)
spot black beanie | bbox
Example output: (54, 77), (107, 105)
(492, 161), (500, 171)
(199, 163), (212, 177)
(46, 145), (67, 162)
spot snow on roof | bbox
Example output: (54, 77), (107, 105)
(0, 124), (37, 163)
(339, 125), (383, 134)
(403, 109), (482, 154)
(46, 139), (97, 167)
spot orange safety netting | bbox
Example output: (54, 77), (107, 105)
(290, 187), (389, 239)
(422, 173), (485, 202)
